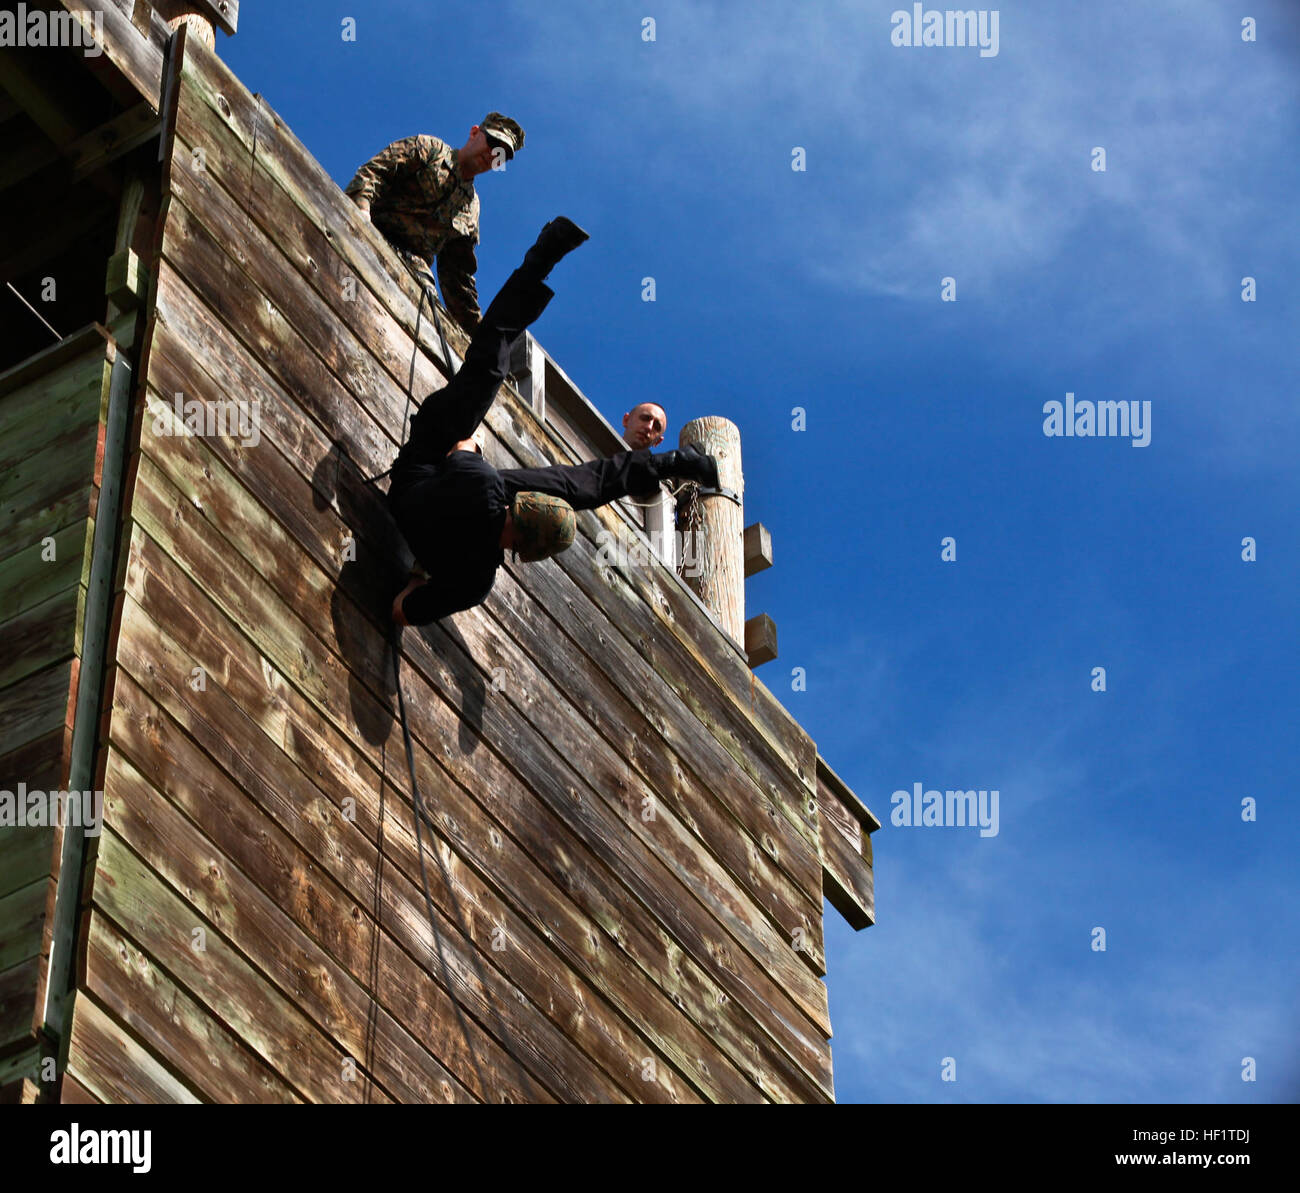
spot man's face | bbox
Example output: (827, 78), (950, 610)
(459, 127), (497, 178)
(623, 404), (667, 449)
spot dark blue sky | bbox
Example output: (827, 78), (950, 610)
(223, 1), (1299, 1103)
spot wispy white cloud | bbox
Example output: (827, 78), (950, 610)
(827, 845), (1300, 1102)
(505, 1), (1300, 310)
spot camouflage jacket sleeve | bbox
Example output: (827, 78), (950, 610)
(436, 192), (481, 330)
(345, 134), (436, 205)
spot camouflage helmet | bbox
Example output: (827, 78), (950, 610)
(481, 112), (524, 160)
(511, 492), (574, 562)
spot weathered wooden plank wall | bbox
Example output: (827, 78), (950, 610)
(51, 27), (867, 1103)
(0, 326), (116, 1102)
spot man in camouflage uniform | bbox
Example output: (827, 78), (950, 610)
(346, 112), (525, 331)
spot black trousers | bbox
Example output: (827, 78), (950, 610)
(391, 267), (662, 512)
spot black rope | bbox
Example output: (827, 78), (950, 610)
(387, 623), (491, 1099)
(387, 624), (536, 1103)
(369, 263), (536, 1102)
(363, 261), (455, 487)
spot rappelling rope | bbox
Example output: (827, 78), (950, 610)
(362, 257), (452, 486)
(372, 266), (535, 1102)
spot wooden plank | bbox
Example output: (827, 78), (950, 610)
(0, 956), (40, 1049)
(817, 753), (881, 834)
(147, 44), (837, 1091)
(142, 254), (821, 951)
(0, 584), (85, 691)
(169, 113), (446, 414)
(483, 403), (824, 854)
(57, 1), (168, 108)
(139, 374), (824, 976)
(106, 668), (683, 1103)
(67, 102), (161, 180)
(816, 755), (876, 930)
(100, 745), (566, 1104)
(134, 317), (832, 1102)
(106, 247), (146, 308)
(149, 252), (396, 493)
(86, 830), (395, 1104)
(0, 877), (52, 971)
(115, 538), (809, 1102)
(0, 323), (108, 399)
(116, 516), (762, 1100)
(129, 416), (833, 1069)
(81, 911), (304, 1103)
(0, 488), (97, 578)
(0, 1042), (41, 1091)
(59, 1071), (99, 1103)
(0, 661), (77, 760)
(0, 518), (95, 622)
(395, 563), (831, 995)
(186, 0), (238, 36)
(399, 613), (831, 1070)
(0, 827), (58, 901)
(116, 527), (383, 852)
(107, 620), (745, 1104)
(64, 992), (202, 1105)
(821, 815), (874, 931)
(0, 423), (101, 530)
(0, 359), (103, 451)
(173, 35), (455, 379)
(148, 267), (393, 530)
(156, 182), (418, 465)
(158, 335), (820, 972)
(0, 726), (69, 795)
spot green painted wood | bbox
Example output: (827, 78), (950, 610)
(0, 877), (49, 971)
(0, 520), (95, 623)
(0, 664), (75, 761)
(0, 584), (85, 691)
(0, 827), (58, 901)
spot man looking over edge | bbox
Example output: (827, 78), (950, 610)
(622, 402), (668, 450)
(347, 112), (524, 331)
(389, 218), (719, 627)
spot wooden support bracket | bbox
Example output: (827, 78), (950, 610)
(743, 522), (772, 577)
(105, 249), (145, 308)
(744, 613), (777, 667)
(816, 755), (879, 931)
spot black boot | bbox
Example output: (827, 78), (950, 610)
(650, 444), (720, 489)
(478, 272), (554, 340)
(519, 216), (590, 281)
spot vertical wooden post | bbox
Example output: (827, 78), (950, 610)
(677, 416), (744, 641)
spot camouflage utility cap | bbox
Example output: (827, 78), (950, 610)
(512, 492), (574, 562)
(482, 112), (524, 159)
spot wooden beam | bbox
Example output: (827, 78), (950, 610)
(68, 103), (161, 180)
(105, 248), (145, 308)
(679, 417), (745, 640)
(816, 754), (879, 931)
(743, 521), (773, 576)
(0, 323), (109, 397)
(0, 132), (59, 193)
(744, 612), (778, 667)
(0, 47), (84, 145)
